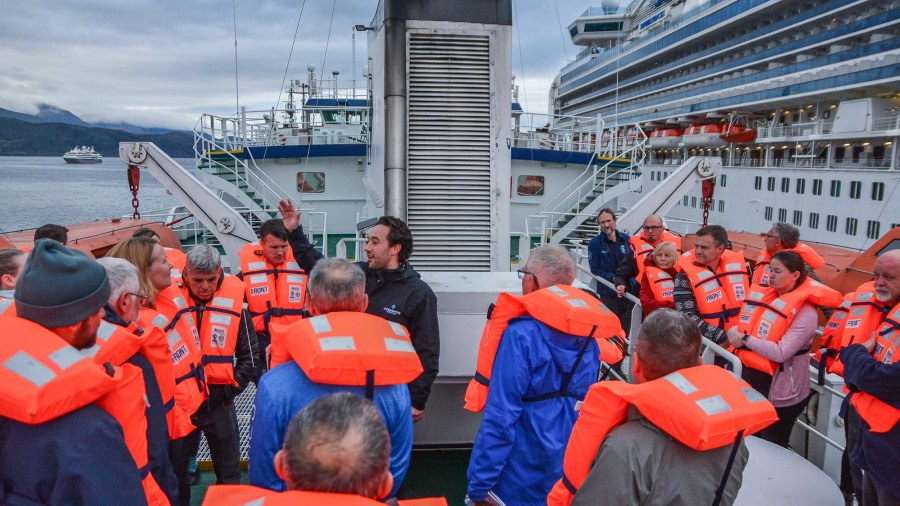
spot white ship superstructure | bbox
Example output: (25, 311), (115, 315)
(551, 0), (900, 249)
(62, 146), (103, 164)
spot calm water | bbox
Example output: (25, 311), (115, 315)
(0, 156), (192, 233)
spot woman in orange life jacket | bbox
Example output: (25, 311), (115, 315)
(726, 251), (823, 448)
(639, 242), (678, 318)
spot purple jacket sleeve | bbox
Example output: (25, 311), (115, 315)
(842, 344), (900, 409)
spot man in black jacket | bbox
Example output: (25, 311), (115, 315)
(278, 201), (440, 423)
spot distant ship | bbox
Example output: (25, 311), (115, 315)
(62, 146), (103, 164)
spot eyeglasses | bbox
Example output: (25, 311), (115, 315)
(128, 292), (148, 303)
(516, 269), (540, 288)
(760, 233), (778, 240)
(642, 225), (663, 232)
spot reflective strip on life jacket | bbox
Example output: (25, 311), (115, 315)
(676, 249), (749, 330)
(0, 314), (121, 424)
(463, 285), (624, 413)
(735, 279), (842, 375)
(202, 484), (449, 506)
(269, 311), (422, 397)
(238, 242), (307, 333)
(645, 266), (675, 304)
(547, 365), (777, 506)
(185, 276), (246, 386)
(829, 283), (890, 377)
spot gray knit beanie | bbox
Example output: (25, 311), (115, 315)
(15, 239), (111, 327)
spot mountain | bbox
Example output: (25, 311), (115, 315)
(0, 117), (194, 157)
(0, 104), (190, 135)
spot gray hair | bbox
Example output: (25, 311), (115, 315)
(635, 309), (701, 381)
(0, 248), (27, 279)
(308, 258), (366, 313)
(185, 245), (221, 273)
(526, 245), (576, 287)
(772, 222), (800, 248)
(282, 393), (390, 497)
(97, 257), (141, 306)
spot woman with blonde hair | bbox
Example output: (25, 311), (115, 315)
(639, 241), (679, 317)
(106, 236), (173, 307)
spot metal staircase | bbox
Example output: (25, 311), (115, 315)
(542, 124), (647, 244)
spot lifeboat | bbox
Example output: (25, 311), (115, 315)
(625, 127), (638, 145)
(648, 128), (683, 148)
(683, 123), (726, 147)
(720, 124), (757, 143)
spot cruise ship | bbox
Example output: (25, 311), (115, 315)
(549, 0), (899, 250)
(62, 145), (103, 164)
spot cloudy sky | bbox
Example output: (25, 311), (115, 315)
(0, 0), (611, 131)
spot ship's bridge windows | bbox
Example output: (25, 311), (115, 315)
(846, 218), (858, 236)
(516, 175), (545, 196)
(830, 180), (841, 197)
(872, 182), (885, 201)
(793, 210), (803, 227)
(778, 208), (787, 222)
(812, 179), (823, 196)
(296, 172), (326, 193)
(796, 179), (806, 194)
(866, 221), (880, 240)
(781, 178), (790, 193)
(826, 215), (838, 232)
(583, 22), (624, 32)
(809, 213), (820, 230)
(754, 176), (762, 190)
(764, 206), (773, 221)
(850, 181), (862, 199)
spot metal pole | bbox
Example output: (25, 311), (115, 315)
(352, 31), (357, 99)
(383, 7), (407, 220)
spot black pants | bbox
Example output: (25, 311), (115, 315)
(843, 404), (865, 503)
(759, 400), (806, 448)
(254, 331), (271, 384)
(169, 403), (241, 506)
(600, 294), (636, 337)
(862, 470), (900, 506)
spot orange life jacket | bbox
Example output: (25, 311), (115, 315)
(735, 279), (842, 375)
(269, 312), (423, 395)
(202, 485), (448, 506)
(0, 295), (15, 315)
(547, 365), (777, 506)
(237, 241), (307, 334)
(0, 314), (121, 425)
(86, 321), (170, 505)
(850, 302), (900, 434)
(164, 247), (187, 287)
(814, 294), (854, 382)
(828, 283), (890, 377)
(175, 276), (246, 387)
(0, 315), (166, 505)
(629, 231), (682, 283)
(463, 285), (625, 413)
(751, 243), (825, 286)
(644, 265), (676, 304)
(138, 306), (206, 440)
(676, 249), (749, 331)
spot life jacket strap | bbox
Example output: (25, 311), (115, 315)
(523, 330), (594, 403)
(365, 370), (375, 400)
(712, 429), (745, 506)
(562, 473), (578, 494)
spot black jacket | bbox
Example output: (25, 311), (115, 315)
(357, 261), (440, 411)
(287, 225), (325, 274)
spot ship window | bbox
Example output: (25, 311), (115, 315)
(778, 208), (787, 222)
(684, 195), (689, 206)
(812, 179), (823, 195)
(796, 179), (805, 194)
(871, 182), (884, 201)
(823, 110), (831, 120)
(767, 177), (776, 191)
(569, 26), (578, 37)
(809, 213), (819, 229)
(718, 200), (724, 213)
(781, 178), (790, 193)
(830, 180), (841, 197)
(866, 221), (880, 239)
(849, 181), (861, 199)
(296, 172), (326, 193)
(764, 206), (773, 220)
(719, 174), (727, 187)
(691, 196), (697, 208)
(826, 215), (838, 232)
(792, 113), (799, 122)
(651, 172), (655, 181)
(792, 210), (802, 227)
(584, 22), (624, 32)
(516, 175), (545, 196)
(846, 218), (858, 236)
(834, 148), (845, 163)
(754, 176), (762, 190)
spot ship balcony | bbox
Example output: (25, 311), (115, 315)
(758, 115), (900, 142)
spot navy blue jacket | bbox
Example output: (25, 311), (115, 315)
(587, 231), (634, 298)
(0, 404), (146, 505)
(842, 344), (900, 498)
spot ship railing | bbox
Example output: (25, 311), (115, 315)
(195, 111), (368, 151)
(308, 79), (367, 100)
(512, 112), (601, 153)
(872, 115), (900, 131)
(728, 156), (893, 169)
(758, 121), (834, 139)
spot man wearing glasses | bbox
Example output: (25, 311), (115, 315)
(752, 222), (824, 287)
(613, 216), (682, 320)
